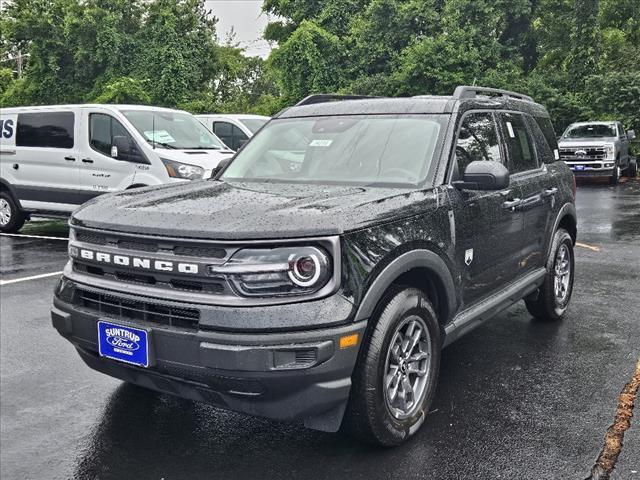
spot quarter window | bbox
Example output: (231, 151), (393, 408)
(455, 112), (502, 175)
(498, 112), (537, 173)
(16, 112), (74, 148)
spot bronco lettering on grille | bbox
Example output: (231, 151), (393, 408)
(76, 248), (199, 274)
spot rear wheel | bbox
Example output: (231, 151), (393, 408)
(0, 191), (26, 233)
(343, 287), (441, 446)
(525, 228), (574, 321)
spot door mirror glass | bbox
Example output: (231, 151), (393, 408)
(453, 160), (510, 191)
(627, 130), (636, 140)
(112, 135), (132, 158)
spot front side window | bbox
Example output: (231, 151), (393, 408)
(499, 112), (537, 173)
(122, 110), (225, 150)
(562, 124), (617, 139)
(16, 112), (74, 148)
(222, 115), (444, 187)
(89, 113), (144, 163)
(455, 112), (502, 175)
(213, 121), (248, 151)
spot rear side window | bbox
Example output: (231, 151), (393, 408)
(455, 112), (502, 174)
(498, 112), (537, 173)
(526, 116), (554, 164)
(213, 121), (248, 151)
(16, 112), (74, 148)
(534, 116), (559, 161)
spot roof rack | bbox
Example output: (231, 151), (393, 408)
(294, 94), (380, 107)
(453, 86), (534, 103)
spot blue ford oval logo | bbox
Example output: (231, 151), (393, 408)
(105, 327), (141, 351)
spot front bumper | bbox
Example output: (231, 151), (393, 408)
(564, 161), (616, 177)
(51, 285), (367, 432)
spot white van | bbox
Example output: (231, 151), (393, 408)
(196, 114), (269, 151)
(0, 104), (234, 232)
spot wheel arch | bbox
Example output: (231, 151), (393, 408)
(0, 178), (23, 209)
(353, 250), (457, 327)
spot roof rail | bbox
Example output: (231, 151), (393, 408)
(453, 86), (534, 103)
(294, 94), (380, 107)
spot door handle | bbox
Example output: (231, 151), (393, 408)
(82, 158), (94, 163)
(542, 187), (558, 197)
(502, 198), (522, 211)
(64, 156), (76, 161)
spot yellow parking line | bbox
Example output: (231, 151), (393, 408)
(576, 242), (601, 252)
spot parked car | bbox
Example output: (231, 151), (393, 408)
(196, 114), (269, 151)
(558, 121), (636, 184)
(0, 104), (234, 232)
(52, 86), (577, 446)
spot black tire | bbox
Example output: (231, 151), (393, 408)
(343, 287), (441, 446)
(525, 228), (574, 321)
(609, 165), (620, 185)
(625, 158), (637, 178)
(0, 190), (26, 233)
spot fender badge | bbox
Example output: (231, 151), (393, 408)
(465, 248), (474, 266)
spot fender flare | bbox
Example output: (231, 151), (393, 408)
(0, 178), (23, 209)
(547, 202), (577, 258)
(353, 249), (457, 324)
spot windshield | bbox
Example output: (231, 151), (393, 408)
(122, 110), (226, 149)
(563, 124), (617, 139)
(222, 115), (443, 187)
(239, 118), (268, 134)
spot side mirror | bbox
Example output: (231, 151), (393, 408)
(210, 158), (231, 179)
(112, 136), (132, 159)
(626, 130), (636, 140)
(453, 161), (510, 191)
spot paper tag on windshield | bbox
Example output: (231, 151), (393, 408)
(554, 149), (559, 160)
(309, 139), (332, 147)
(144, 130), (175, 143)
(505, 122), (516, 138)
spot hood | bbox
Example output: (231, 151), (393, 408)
(558, 138), (616, 147)
(154, 148), (235, 175)
(72, 181), (436, 240)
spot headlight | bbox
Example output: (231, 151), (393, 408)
(604, 144), (615, 160)
(209, 246), (332, 297)
(161, 159), (205, 180)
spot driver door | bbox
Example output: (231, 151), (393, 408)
(448, 111), (524, 307)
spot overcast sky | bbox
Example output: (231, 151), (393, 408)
(204, 0), (274, 58)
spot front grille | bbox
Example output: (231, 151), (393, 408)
(76, 289), (200, 329)
(173, 245), (226, 258)
(560, 146), (606, 160)
(72, 261), (226, 294)
(118, 240), (159, 253)
(77, 231), (107, 245)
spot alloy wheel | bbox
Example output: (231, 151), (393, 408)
(553, 243), (571, 304)
(0, 198), (11, 226)
(383, 315), (432, 420)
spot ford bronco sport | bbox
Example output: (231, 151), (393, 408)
(52, 86), (577, 446)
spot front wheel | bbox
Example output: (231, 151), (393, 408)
(625, 158), (637, 178)
(525, 228), (575, 321)
(609, 165), (620, 185)
(0, 191), (26, 233)
(343, 288), (441, 446)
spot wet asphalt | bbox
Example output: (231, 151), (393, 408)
(0, 178), (639, 480)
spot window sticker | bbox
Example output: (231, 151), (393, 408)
(505, 122), (516, 138)
(144, 130), (175, 143)
(309, 139), (333, 147)
(554, 149), (559, 160)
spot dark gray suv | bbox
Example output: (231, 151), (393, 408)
(52, 86), (577, 446)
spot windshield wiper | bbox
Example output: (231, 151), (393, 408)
(150, 140), (177, 149)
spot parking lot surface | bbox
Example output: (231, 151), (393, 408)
(1, 179), (639, 479)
